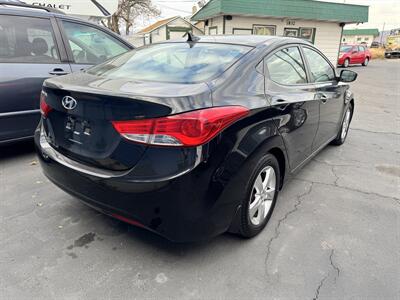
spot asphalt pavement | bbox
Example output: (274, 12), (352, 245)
(0, 59), (399, 300)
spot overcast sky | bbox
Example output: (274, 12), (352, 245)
(145, 0), (399, 31)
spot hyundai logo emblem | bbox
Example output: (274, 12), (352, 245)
(62, 96), (77, 110)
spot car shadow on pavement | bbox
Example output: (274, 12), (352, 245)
(100, 212), (246, 254)
(0, 140), (36, 161)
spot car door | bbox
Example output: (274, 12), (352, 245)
(358, 45), (366, 61)
(0, 14), (71, 142)
(349, 46), (359, 64)
(264, 45), (320, 170)
(301, 46), (346, 150)
(56, 19), (132, 72)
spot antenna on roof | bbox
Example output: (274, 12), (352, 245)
(187, 32), (200, 43)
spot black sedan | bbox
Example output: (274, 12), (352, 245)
(35, 35), (357, 242)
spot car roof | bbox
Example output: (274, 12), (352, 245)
(0, 3), (89, 22)
(163, 35), (311, 47)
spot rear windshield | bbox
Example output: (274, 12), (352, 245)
(86, 42), (252, 83)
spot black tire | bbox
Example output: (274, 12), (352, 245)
(343, 58), (350, 68)
(362, 57), (369, 66)
(331, 104), (353, 146)
(238, 153), (280, 238)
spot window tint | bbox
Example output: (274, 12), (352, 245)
(358, 46), (365, 52)
(265, 47), (307, 85)
(87, 43), (251, 83)
(0, 15), (59, 63)
(62, 21), (129, 64)
(302, 47), (335, 83)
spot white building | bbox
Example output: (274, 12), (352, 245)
(128, 16), (203, 47)
(191, 0), (369, 65)
(342, 29), (379, 47)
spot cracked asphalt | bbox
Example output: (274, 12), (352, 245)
(1, 60), (399, 300)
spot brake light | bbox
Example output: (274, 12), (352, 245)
(40, 92), (52, 117)
(112, 106), (249, 147)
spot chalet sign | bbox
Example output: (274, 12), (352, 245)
(27, 0), (118, 17)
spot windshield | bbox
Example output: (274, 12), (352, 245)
(340, 46), (353, 52)
(87, 42), (252, 83)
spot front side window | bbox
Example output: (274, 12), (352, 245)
(87, 42), (251, 83)
(302, 47), (335, 83)
(265, 47), (307, 85)
(253, 25), (275, 36)
(62, 21), (129, 64)
(0, 15), (59, 63)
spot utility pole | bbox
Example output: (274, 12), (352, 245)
(380, 22), (386, 45)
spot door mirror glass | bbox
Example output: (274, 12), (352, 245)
(339, 70), (357, 82)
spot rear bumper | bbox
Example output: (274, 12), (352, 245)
(34, 126), (238, 242)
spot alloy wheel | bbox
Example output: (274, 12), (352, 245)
(341, 107), (351, 140)
(248, 166), (276, 226)
(344, 59), (350, 68)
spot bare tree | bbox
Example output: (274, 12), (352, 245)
(102, 0), (160, 35)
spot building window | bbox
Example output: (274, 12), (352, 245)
(253, 25), (276, 35)
(209, 26), (217, 35)
(299, 28), (315, 42)
(232, 28), (252, 35)
(364, 37), (369, 41)
(284, 28), (299, 37)
(283, 27), (316, 43)
(357, 37), (362, 41)
(342, 37), (346, 42)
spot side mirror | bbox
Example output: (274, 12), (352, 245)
(339, 70), (357, 83)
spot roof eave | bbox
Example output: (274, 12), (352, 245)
(192, 12), (367, 24)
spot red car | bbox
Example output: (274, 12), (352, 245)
(338, 45), (371, 67)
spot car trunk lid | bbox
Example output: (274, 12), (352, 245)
(41, 72), (212, 171)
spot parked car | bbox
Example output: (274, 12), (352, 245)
(338, 44), (371, 67)
(35, 35), (357, 242)
(0, 2), (133, 144)
(370, 41), (381, 48)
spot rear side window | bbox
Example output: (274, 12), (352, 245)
(265, 47), (307, 85)
(302, 47), (335, 83)
(358, 46), (365, 52)
(0, 15), (60, 63)
(62, 21), (129, 64)
(87, 43), (251, 83)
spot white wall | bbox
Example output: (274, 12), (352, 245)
(342, 35), (374, 46)
(204, 16), (343, 65)
(131, 18), (204, 45)
(150, 26), (167, 43)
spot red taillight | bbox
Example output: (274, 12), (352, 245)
(112, 106), (249, 147)
(40, 92), (52, 117)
